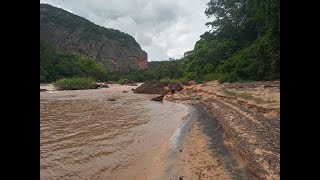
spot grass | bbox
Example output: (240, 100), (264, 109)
(54, 77), (97, 90)
(223, 89), (276, 104)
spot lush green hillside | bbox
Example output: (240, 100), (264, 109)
(181, 0), (280, 82)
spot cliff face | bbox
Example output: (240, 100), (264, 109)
(40, 4), (147, 72)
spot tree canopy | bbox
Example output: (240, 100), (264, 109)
(181, 0), (280, 82)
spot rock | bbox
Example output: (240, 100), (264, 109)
(163, 86), (172, 94)
(107, 98), (116, 101)
(150, 95), (164, 101)
(124, 80), (137, 86)
(131, 88), (135, 91)
(173, 82), (184, 91)
(40, 4), (148, 73)
(123, 91), (128, 93)
(185, 80), (197, 86)
(102, 84), (109, 88)
(40, 89), (48, 92)
(134, 81), (165, 94)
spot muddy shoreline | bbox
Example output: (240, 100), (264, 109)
(160, 101), (257, 179)
(165, 80), (280, 179)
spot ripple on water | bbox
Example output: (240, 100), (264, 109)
(40, 85), (189, 180)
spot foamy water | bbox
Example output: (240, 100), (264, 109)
(40, 84), (188, 180)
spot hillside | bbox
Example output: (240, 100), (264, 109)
(40, 3), (147, 72)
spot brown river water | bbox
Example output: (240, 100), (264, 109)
(40, 84), (189, 180)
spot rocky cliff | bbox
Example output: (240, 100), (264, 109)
(40, 4), (147, 72)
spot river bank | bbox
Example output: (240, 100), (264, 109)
(165, 80), (280, 179)
(158, 102), (257, 179)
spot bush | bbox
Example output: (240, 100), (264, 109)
(177, 77), (190, 84)
(54, 77), (97, 90)
(118, 79), (128, 85)
(203, 73), (218, 81)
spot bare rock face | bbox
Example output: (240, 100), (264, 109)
(40, 4), (148, 72)
(134, 81), (165, 94)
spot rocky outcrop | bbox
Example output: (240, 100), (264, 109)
(173, 82), (184, 91)
(185, 80), (197, 86)
(40, 4), (148, 72)
(134, 81), (165, 94)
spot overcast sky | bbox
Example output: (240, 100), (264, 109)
(40, 0), (212, 61)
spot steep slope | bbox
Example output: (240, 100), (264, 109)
(40, 3), (147, 72)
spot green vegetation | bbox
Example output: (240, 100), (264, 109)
(40, 40), (108, 83)
(181, 0), (279, 83)
(106, 59), (185, 83)
(118, 79), (128, 85)
(54, 77), (97, 90)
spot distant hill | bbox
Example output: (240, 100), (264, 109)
(40, 3), (148, 72)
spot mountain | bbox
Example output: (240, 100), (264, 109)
(40, 3), (148, 72)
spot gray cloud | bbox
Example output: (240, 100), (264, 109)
(40, 0), (212, 61)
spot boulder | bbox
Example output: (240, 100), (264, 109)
(124, 80), (137, 86)
(185, 80), (197, 86)
(173, 82), (184, 91)
(134, 80), (165, 94)
(163, 86), (172, 94)
(102, 84), (109, 88)
(150, 95), (164, 101)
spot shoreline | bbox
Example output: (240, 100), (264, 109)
(164, 80), (280, 179)
(160, 101), (257, 179)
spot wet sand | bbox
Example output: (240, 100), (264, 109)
(159, 103), (257, 179)
(165, 80), (280, 179)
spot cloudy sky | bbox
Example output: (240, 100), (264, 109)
(40, 0), (212, 61)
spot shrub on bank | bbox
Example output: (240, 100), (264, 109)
(54, 77), (97, 90)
